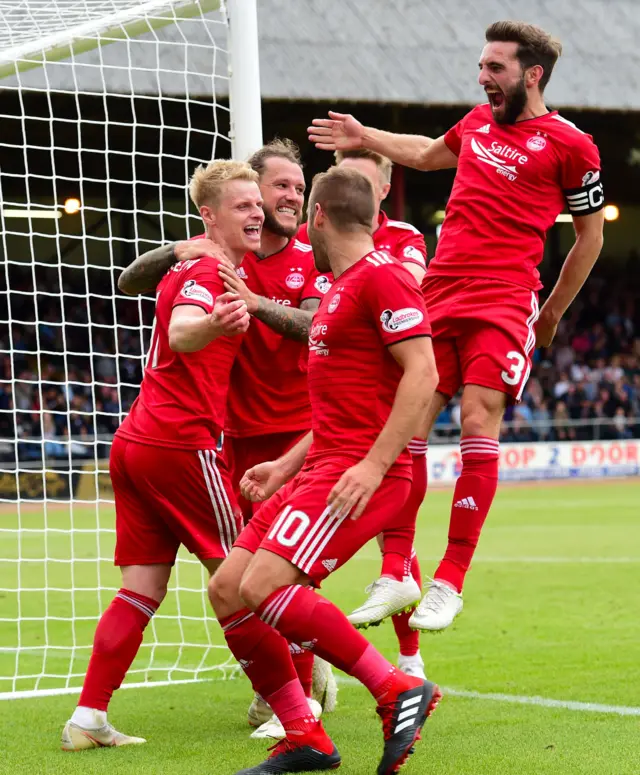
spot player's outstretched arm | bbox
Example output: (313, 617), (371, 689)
(536, 210), (604, 347)
(240, 431), (313, 502)
(308, 111), (458, 172)
(168, 293), (249, 352)
(218, 264), (318, 342)
(328, 336), (438, 519)
(118, 238), (229, 295)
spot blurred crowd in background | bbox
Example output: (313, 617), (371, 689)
(1, 259), (639, 464)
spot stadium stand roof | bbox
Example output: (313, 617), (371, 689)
(2, 0), (640, 111)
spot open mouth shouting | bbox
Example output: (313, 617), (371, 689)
(485, 87), (505, 110)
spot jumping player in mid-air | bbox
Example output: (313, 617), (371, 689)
(309, 20), (604, 631)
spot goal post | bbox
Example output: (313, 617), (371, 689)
(0, 0), (262, 700)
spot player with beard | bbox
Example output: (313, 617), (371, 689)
(309, 21), (604, 631)
(117, 139), (336, 733)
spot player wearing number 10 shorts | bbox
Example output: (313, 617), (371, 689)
(309, 20), (605, 630)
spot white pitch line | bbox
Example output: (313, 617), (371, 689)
(336, 677), (640, 716)
(3, 676), (639, 716)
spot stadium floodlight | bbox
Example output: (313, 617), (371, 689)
(0, 0), (262, 700)
(603, 204), (619, 222)
(63, 198), (82, 215)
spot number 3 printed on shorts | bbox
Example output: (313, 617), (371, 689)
(501, 351), (526, 386)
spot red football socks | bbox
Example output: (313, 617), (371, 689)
(435, 436), (499, 592)
(290, 644), (314, 698)
(78, 588), (158, 711)
(392, 550), (422, 656)
(257, 585), (396, 699)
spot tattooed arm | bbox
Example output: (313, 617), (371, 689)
(118, 238), (229, 296)
(254, 296), (319, 341)
(218, 263), (319, 342)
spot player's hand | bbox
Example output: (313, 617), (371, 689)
(308, 111), (365, 152)
(174, 238), (233, 268)
(211, 292), (250, 337)
(218, 264), (259, 314)
(327, 458), (385, 520)
(240, 461), (288, 502)
(535, 309), (559, 348)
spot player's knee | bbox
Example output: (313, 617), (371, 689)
(238, 572), (268, 612)
(460, 393), (504, 438)
(208, 565), (242, 617)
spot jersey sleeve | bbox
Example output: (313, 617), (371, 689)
(443, 107), (476, 156)
(302, 269), (334, 301)
(395, 231), (427, 269)
(561, 134), (604, 217)
(363, 260), (431, 346)
(171, 260), (224, 313)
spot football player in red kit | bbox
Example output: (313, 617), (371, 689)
(209, 166), (440, 775)
(300, 149), (430, 677)
(61, 161), (263, 751)
(309, 20), (604, 631)
(117, 140), (337, 732)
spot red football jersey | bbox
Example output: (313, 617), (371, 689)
(298, 211), (427, 267)
(117, 256), (241, 449)
(225, 236), (330, 438)
(430, 104), (603, 291)
(305, 250), (432, 480)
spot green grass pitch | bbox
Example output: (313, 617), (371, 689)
(1, 480), (639, 774)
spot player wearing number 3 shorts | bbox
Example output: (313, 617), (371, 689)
(309, 20), (605, 629)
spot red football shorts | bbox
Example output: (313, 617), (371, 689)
(422, 275), (539, 403)
(234, 459), (412, 585)
(110, 435), (243, 566)
(224, 430), (309, 522)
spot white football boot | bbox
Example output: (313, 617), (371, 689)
(398, 652), (427, 681)
(312, 656), (338, 713)
(347, 576), (421, 629)
(61, 708), (146, 751)
(250, 698), (323, 740)
(409, 578), (463, 632)
(247, 693), (273, 728)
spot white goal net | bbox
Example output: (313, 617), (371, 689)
(0, 0), (259, 699)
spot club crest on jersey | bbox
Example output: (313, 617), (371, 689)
(526, 134), (547, 152)
(328, 294), (341, 314)
(236, 265), (248, 279)
(286, 270), (305, 289)
(380, 307), (424, 333)
(180, 279), (213, 307)
(314, 275), (331, 294)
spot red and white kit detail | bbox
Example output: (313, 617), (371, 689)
(234, 251), (431, 581)
(298, 210), (427, 270)
(225, 236), (330, 439)
(114, 255), (243, 564)
(424, 104), (602, 401)
(432, 103), (602, 291)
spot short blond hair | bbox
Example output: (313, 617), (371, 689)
(189, 160), (259, 209)
(334, 148), (393, 185)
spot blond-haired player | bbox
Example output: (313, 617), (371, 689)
(61, 161), (264, 751)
